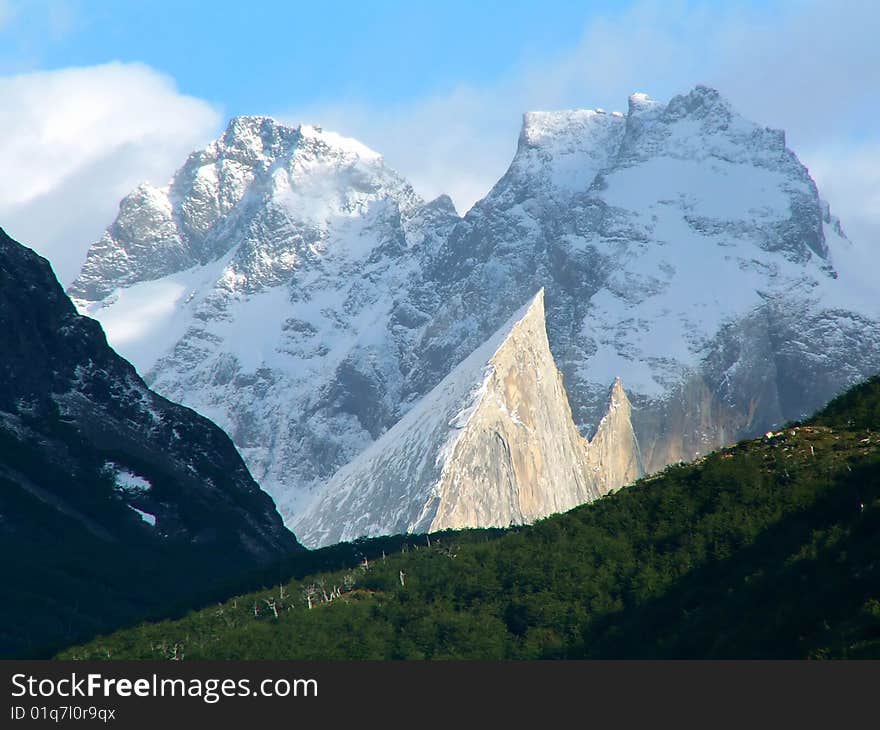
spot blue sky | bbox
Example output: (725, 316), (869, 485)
(1, 1), (761, 114)
(0, 0), (877, 282)
(4, 1), (617, 111)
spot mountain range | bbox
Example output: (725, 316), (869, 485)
(69, 85), (880, 546)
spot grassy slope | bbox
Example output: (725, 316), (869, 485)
(58, 377), (880, 659)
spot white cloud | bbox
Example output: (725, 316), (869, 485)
(0, 62), (221, 283)
(805, 141), (880, 249)
(281, 0), (880, 248)
(283, 87), (524, 214)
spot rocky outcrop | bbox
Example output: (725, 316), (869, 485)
(587, 378), (643, 494)
(294, 291), (641, 548)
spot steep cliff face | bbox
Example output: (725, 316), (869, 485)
(427, 291), (626, 533)
(294, 291), (641, 548)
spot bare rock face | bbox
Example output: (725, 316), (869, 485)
(428, 289), (603, 532)
(587, 377), (643, 494)
(294, 290), (641, 547)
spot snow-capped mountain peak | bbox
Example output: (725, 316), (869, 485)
(508, 108), (626, 198)
(70, 117), (439, 515)
(519, 108), (622, 148)
(206, 115), (299, 165)
(196, 115), (381, 171)
(70, 116), (420, 301)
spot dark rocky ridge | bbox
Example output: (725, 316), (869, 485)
(0, 228), (300, 656)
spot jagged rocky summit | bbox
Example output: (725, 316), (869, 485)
(70, 86), (880, 546)
(294, 290), (641, 547)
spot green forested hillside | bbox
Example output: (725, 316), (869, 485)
(59, 377), (880, 659)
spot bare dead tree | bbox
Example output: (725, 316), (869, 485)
(399, 570), (406, 588)
(302, 584), (317, 610)
(264, 597), (279, 619)
(318, 579), (330, 603)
